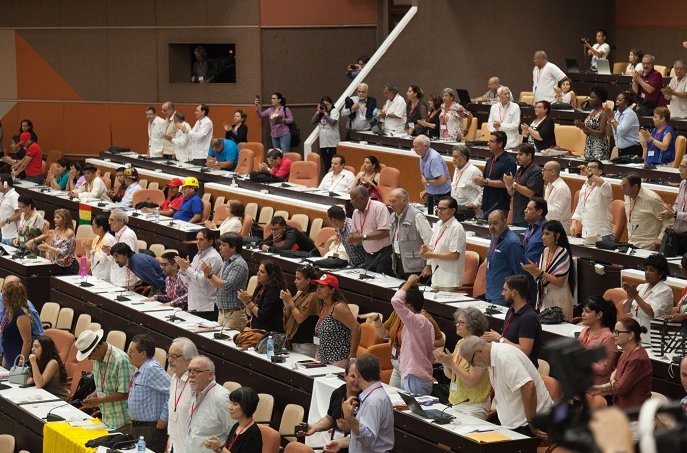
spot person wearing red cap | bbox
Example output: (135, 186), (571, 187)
(12, 132), (43, 184)
(142, 178), (183, 217)
(313, 274), (360, 367)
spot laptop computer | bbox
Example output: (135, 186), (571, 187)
(596, 59), (611, 75)
(565, 58), (581, 74)
(456, 89), (471, 106)
(397, 392), (454, 424)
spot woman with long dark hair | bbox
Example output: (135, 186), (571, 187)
(238, 259), (286, 332)
(522, 220), (575, 320)
(281, 264), (321, 357)
(204, 387), (262, 453)
(255, 92), (294, 151)
(27, 335), (69, 398)
(15, 195), (49, 251)
(84, 214), (116, 282)
(405, 85), (429, 136)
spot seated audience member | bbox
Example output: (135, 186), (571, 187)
(173, 177), (203, 223)
(280, 264), (321, 357)
(312, 96), (340, 171)
(206, 200), (244, 235)
(350, 156), (382, 199)
(622, 253), (674, 340)
(666, 163), (687, 255)
(483, 275), (542, 366)
(487, 86), (520, 149)
(611, 91), (642, 158)
(224, 109), (248, 144)
(107, 167), (127, 203)
(624, 48), (644, 75)
(438, 88), (471, 141)
(258, 216), (319, 256)
(585, 29), (611, 71)
(389, 188), (432, 278)
(542, 161), (571, 233)
(450, 146), (482, 212)
(390, 275), (435, 396)
(485, 210), (525, 305)
(312, 274), (360, 366)
(171, 112), (192, 162)
(27, 335), (69, 398)
(66, 161), (86, 192)
(459, 336), (553, 434)
(553, 77), (576, 108)
(15, 195), (49, 252)
(474, 131), (518, 218)
(257, 148), (292, 180)
(13, 132), (43, 184)
(146, 251), (188, 311)
(420, 196), (466, 292)
(405, 85), (429, 136)
(473, 76), (506, 103)
(574, 85), (611, 161)
(662, 60), (687, 119)
(318, 154), (355, 193)
(589, 318), (652, 410)
(578, 296), (617, 399)
(570, 160), (613, 240)
(522, 220), (575, 321)
(110, 243), (166, 294)
(376, 84), (407, 134)
(46, 159), (70, 190)
(504, 143), (543, 227)
(349, 185), (393, 275)
(119, 167), (142, 209)
(326, 205), (365, 268)
(143, 178), (183, 217)
(84, 214), (115, 282)
(416, 93), (441, 140)
(640, 107), (676, 165)
(301, 360), (360, 441)
(521, 100), (556, 151)
(622, 172), (673, 250)
(434, 307), (491, 419)
(204, 387), (262, 453)
(632, 54), (667, 116)
(238, 259), (286, 333)
(414, 134), (452, 213)
(72, 164), (110, 201)
(207, 137), (239, 171)
(37, 209), (78, 275)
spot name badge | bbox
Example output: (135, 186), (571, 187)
(648, 150), (655, 157)
(169, 410), (178, 422)
(450, 382), (458, 393)
(391, 345), (399, 360)
(313, 336), (321, 346)
(96, 391), (106, 399)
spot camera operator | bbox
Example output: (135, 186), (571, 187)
(582, 30), (610, 72)
(341, 83), (377, 140)
(346, 55), (369, 80)
(311, 96), (340, 174)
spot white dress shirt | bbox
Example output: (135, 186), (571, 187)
(667, 75), (687, 119)
(533, 62), (566, 103)
(487, 102), (521, 149)
(186, 382), (234, 453)
(167, 372), (193, 453)
(119, 182), (141, 209)
(76, 176), (110, 201)
(172, 122), (192, 162)
(571, 180), (613, 238)
(629, 281), (674, 343)
(0, 189), (19, 239)
(624, 186), (673, 250)
(90, 233), (116, 282)
(673, 179), (687, 233)
(110, 226), (139, 287)
(544, 177), (571, 233)
(382, 94), (407, 134)
(180, 247), (223, 312)
(451, 163), (483, 208)
(162, 114), (177, 156)
(427, 217), (466, 289)
(187, 116), (214, 160)
(318, 169), (355, 192)
(148, 116), (166, 157)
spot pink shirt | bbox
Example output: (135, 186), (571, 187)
(391, 289), (434, 380)
(352, 199), (391, 253)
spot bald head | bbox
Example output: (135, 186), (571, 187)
(543, 160), (561, 182)
(388, 188), (410, 214)
(412, 134), (431, 157)
(533, 51), (548, 68)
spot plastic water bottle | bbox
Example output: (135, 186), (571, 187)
(266, 335), (274, 359)
(137, 436), (146, 452)
(154, 207), (160, 223)
(79, 256), (88, 278)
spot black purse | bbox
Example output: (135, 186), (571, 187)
(660, 228), (679, 257)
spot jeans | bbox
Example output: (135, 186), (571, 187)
(272, 133), (291, 152)
(319, 147), (337, 175)
(58, 260), (80, 275)
(402, 374), (434, 396)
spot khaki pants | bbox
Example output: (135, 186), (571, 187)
(218, 309), (248, 331)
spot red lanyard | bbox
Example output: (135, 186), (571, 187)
(360, 383), (384, 405)
(225, 420), (254, 451)
(582, 185), (597, 207)
(502, 310), (514, 336)
(190, 383), (217, 421)
(173, 377), (188, 412)
(114, 226), (128, 243)
(628, 197), (637, 225)
(99, 349), (112, 392)
(358, 200), (371, 232)
(433, 226), (448, 249)
(486, 156), (497, 178)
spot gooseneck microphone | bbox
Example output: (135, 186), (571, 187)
(359, 251), (385, 280)
(45, 402), (71, 422)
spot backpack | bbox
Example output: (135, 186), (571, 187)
(69, 371), (96, 408)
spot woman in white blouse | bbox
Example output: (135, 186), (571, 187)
(205, 200), (244, 235)
(83, 214), (116, 282)
(420, 196), (466, 292)
(621, 253), (674, 344)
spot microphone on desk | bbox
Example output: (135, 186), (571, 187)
(199, 167), (211, 173)
(421, 266), (437, 293)
(434, 398), (468, 425)
(359, 251), (385, 280)
(165, 309), (183, 322)
(45, 402), (71, 422)
(299, 245), (323, 263)
(115, 289), (130, 301)
(281, 171), (299, 187)
(474, 202), (499, 225)
(214, 322), (230, 340)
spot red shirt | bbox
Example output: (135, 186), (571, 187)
(25, 142), (43, 177)
(271, 157), (292, 179)
(162, 194), (183, 212)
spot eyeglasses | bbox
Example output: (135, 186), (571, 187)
(436, 207), (452, 212)
(613, 329), (631, 336)
(187, 368), (211, 375)
(167, 353), (183, 359)
(454, 320), (466, 326)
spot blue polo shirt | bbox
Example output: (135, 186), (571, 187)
(486, 228), (524, 304)
(420, 148), (452, 195)
(208, 138), (239, 170)
(173, 193), (203, 222)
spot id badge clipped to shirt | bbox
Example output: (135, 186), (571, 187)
(450, 381), (458, 393)
(313, 336), (321, 346)
(169, 410), (178, 422)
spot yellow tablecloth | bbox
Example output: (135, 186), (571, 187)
(43, 420), (109, 453)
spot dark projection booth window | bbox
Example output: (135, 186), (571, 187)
(169, 44), (236, 83)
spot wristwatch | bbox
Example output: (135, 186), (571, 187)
(499, 337), (505, 343)
(484, 178), (489, 187)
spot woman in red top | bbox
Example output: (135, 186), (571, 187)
(590, 318), (652, 410)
